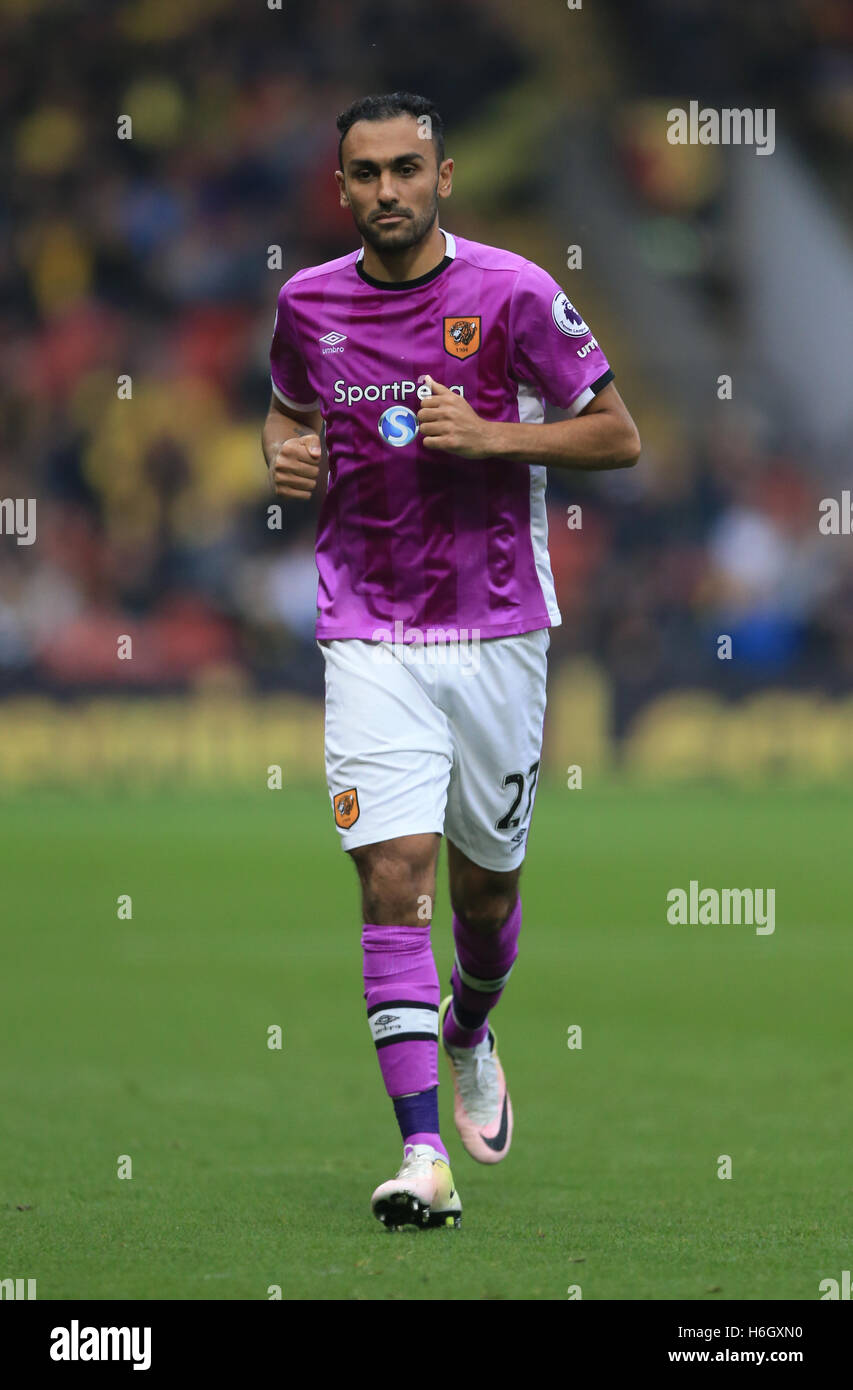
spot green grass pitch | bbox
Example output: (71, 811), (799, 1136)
(0, 780), (848, 1300)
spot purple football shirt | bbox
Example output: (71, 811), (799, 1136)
(269, 229), (614, 641)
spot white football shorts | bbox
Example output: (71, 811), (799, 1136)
(318, 627), (550, 871)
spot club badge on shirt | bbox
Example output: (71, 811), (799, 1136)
(444, 316), (481, 359)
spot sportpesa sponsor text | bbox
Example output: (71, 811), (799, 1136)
(334, 378), (465, 407)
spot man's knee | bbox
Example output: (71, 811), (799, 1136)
(349, 833), (439, 924)
(450, 865), (521, 934)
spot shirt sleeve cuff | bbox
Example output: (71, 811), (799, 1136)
(271, 378), (321, 412)
(565, 369), (614, 417)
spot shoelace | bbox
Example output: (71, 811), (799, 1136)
(449, 1047), (499, 1122)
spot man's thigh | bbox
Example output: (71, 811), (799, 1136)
(441, 628), (550, 872)
(318, 638), (453, 852)
(349, 832), (442, 926)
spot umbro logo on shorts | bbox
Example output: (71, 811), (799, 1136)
(334, 787), (360, 828)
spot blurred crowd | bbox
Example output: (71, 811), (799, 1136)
(546, 407), (853, 734)
(1, 0), (851, 719)
(616, 0), (853, 158)
(610, 0), (853, 286)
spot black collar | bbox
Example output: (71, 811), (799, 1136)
(356, 253), (453, 291)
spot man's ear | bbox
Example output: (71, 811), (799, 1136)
(335, 170), (349, 208)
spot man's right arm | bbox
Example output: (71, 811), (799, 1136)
(263, 392), (324, 501)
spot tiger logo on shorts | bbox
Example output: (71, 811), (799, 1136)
(334, 787), (360, 829)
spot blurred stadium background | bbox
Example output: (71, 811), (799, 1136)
(1, 0), (852, 787)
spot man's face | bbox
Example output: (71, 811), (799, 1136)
(336, 114), (452, 253)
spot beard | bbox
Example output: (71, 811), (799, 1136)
(355, 184), (440, 255)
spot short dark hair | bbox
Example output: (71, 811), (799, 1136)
(336, 92), (445, 172)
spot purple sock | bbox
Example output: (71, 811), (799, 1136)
(362, 923), (448, 1162)
(444, 895), (522, 1049)
(393, 1088), (442, 1157)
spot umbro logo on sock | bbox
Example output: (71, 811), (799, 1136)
(373, 1014), (400, 1028)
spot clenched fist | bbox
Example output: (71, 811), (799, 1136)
(416, 375), (496, 459)
(269, 434), (322, 500)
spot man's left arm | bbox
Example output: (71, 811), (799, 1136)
(418, 376), (641, 470)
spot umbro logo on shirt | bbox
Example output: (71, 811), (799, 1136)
(319, 330), (347, 354)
